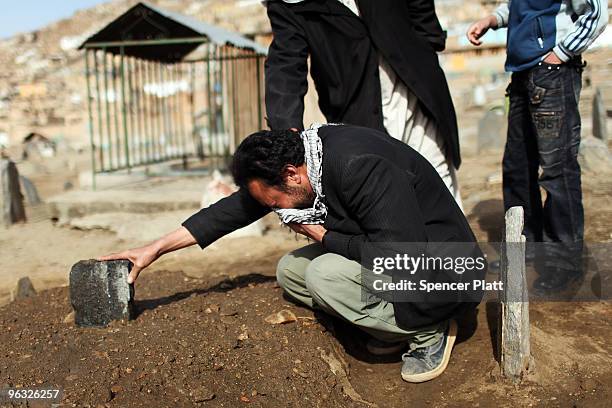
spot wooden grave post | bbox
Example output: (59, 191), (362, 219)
(499, 206), (531, 382)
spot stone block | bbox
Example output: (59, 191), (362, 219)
(477, 107), (507, 152)
(1, 159), (26, 226)
(69, 260), (134, 327)
(593, 88), (608, 142)
(15, 277), (36, 299)
(579, 136), (612, 173)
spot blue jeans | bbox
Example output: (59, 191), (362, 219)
(503, 58), (585, 275)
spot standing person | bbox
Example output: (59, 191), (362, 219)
(467, 1), (608, 292)
(264, 0), (463, 207)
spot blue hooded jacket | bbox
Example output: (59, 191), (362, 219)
(494, 0), (608, 72)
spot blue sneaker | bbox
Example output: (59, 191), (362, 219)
(400, 320), (457, 383)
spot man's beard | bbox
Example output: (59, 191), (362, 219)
(283, 185), (315, 209)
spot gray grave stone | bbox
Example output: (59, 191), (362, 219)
(15, 277), (36, 299)
(579, 136), (612, 173)
(0, 159), (26, 226)
(477, 107), (506, 152)
(19, 175), (41, 205)
(593, 88), (608, 142)
(499, 206), (531, 383)
(69, 260), (134, 327)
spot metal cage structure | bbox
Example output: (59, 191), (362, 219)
(80, 2), (267, 189)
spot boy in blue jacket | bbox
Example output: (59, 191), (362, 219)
(467, 1), (608, 292)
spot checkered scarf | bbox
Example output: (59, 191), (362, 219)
(273, 123), (334, 225)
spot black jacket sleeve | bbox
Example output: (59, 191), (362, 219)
(404, 0), (446, 52)
(322, 154), (427, 261)
(182, 189), (271, 249)
(265, 2), (310, 130)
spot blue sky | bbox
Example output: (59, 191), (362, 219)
(0, 0), (109, 39)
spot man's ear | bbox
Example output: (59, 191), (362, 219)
(282, 164), (301, 185)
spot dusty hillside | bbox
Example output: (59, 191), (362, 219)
(0, 0), (272, 148)
(0, 0), (505, 148)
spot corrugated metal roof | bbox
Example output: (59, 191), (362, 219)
(80, 2), (267, 61)
(143, 2), (267, 54)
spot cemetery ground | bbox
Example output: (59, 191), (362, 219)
(1, 150), (612, 407)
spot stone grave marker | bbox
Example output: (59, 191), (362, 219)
(69, 260), (134, 327)
(499, 206), (531, 382)
(593, 88), (608, 142)
(477, 107), (506, 152)
(1, 159), (26, 226)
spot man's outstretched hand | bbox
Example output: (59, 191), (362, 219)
(97, 227), (197, 284)
(288, 223), (327, 242)
(98, 244), (161, 284)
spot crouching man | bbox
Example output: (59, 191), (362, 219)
(100, 124), (484, 383)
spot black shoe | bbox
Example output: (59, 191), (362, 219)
(533, 269), (583, 294)
(366, 338), (407, 355)
(488, 249), (537, 272)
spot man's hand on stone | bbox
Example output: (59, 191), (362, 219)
(98, 227), (197, 284)
(98, 244), (161, 284)
(287, 223), (327, 242)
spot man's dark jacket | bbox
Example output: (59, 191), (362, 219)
(265, 0), (461, 168)
(182, 125), (482, 329)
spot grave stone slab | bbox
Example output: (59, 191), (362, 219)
(69, 260), (134, 327)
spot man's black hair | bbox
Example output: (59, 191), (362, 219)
(231, 129), (304, 189)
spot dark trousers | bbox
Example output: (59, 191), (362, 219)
(503, 59), (585, 274)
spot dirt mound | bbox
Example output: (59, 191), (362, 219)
(1, 269), (611, 407)
(0, 271), (361, 407)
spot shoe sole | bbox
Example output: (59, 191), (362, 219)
(401, 319), (457, 383)
(366, 342), (407, 356)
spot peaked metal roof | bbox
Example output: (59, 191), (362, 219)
(80, 2), (267, 62)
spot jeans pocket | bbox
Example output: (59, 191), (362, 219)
(530, 85), (547, 105)
(532, 64), (563, 90)
(532, 111), (563, 139)
(529, 81), (564, 140)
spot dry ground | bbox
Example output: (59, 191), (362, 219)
(1, 149), (611, 407)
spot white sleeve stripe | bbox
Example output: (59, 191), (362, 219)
(569, 0), (602, 51)
(564, 0), (596, 48)
(565, 0), (601, 51)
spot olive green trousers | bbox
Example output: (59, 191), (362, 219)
(276, 243), (445, 349)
